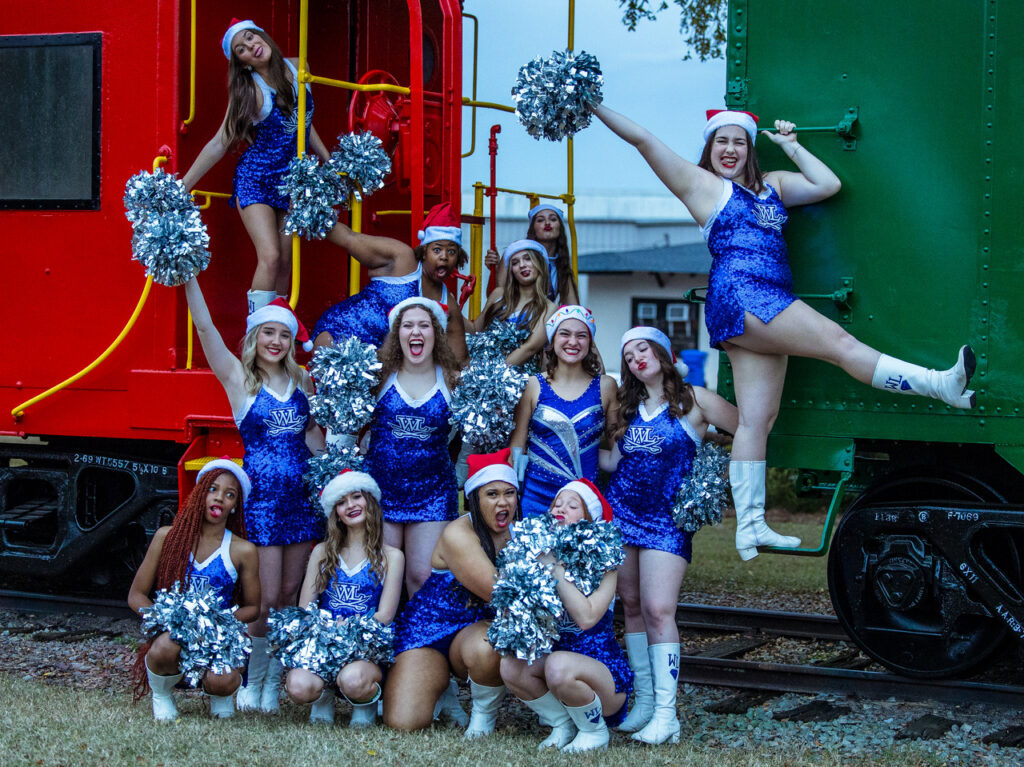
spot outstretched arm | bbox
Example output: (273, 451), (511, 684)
(323, 223), (418, 276)
(181, 111), (231, 193)
(762, 120), (841, 207)
(184, 278), (246, 409)
(691, 386), (739, 436)
(593, 103), (723, 225)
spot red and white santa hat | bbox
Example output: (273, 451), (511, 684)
(558, 478), (613, 523)
(620, 326), (689, 378)
(545, 304), (596, 343)
(464, 447), (519, 496)
(246, 298), (313, 352)
(196, 456), (252, 503)
(320, 469), (382, 516)
(387, 296), (448, 332)
(417, 202), (463, 248)
(222, 18), (263, 60)
(702, 109), (759, 144)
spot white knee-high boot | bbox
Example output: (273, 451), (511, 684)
(261, 655), (284, 713)
(236, 635), (268, 711)
(309, 688), (335, 724)
(145, 658), (182, 722)
(246, 289), (276, 313)
(433, 678), (469, 726)
(561, 695), (609, 753)
(345, 683), (381, 729)
(617, 632), (654, 732)
(871, 345), (976, 409)
(464, 678), (506, 739)
(522, 691), (576, 750)
(208, 693), (235, 719)
(633, 643), (681, 745)
(731, 460), (800, 560)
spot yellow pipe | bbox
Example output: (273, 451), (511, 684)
(350, 192), (363, 297)
(470, 183), (485, 318)
(181, 0), (197, 129)
(372, 209), (431, 217)
(191, 190), (231, 210)
(461, 98), (514, 114)
(153, 155), (169, 172)
(186, 310), (194, 369)
(304, 73), (411, 95)
(491, 186), (564, 201)
(290, 0), (311, 310)
(566, 1), (578, 284)
(11, 276), (154, 419)
(461, 13), (480, 159)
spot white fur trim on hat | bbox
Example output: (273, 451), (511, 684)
(501, 239), (547, 265)
(545, 304), (596, 343)
(388, 297), (448, 331)
(417, 226), (463, 248)
(197, 458), (252, 503)
(558, 479), (612, 523)
(465, 464), (518, 496)
(222, 20), (263, 60)
(320, 471), (382, 516)
(702, 110), (758, 144)
(246, 301), (313, 352)
(527, 204), (565, 223)
(621, 326), (674, 362)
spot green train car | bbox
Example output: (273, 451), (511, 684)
(718, 0), (1023, 676)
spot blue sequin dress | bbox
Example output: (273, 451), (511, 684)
(521, 376), (604, 517)
(605, 404), (700, 560)
(392, 569), (491, 656)
(186, 530), (238, 608)
(364, 368), (458, 524)
(318, 558), (384, 620)
(232, 61), (313, 210)
(235, 382), (323, 546)
(702, 179), (795, 349)
(312, 265), (421, 347)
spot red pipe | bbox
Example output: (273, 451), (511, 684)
(487, 124), (501, 293)
(406, 0), (425, 243)
(438, 0), (461, 208)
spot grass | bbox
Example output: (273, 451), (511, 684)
(0, 674), (940, 767)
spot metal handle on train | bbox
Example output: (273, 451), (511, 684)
(791, 107), (859, 138)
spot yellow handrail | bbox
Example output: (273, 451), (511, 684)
(461, 13), (480, 158)
(462, 98), (514, 113)
(303, 73), (411, 96)
(11, 277), (155, 420)
(470, 183), (485, 318)
(180, 0), (197, 130)
(191, 190), (231, 210)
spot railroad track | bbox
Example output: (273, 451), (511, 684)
(0, 589), (135, 620)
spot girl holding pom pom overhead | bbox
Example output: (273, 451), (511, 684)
(364, 297), (461, 596)
(128, 461), (260, 721)
(509, 305), (617, 517)
(593, 104), (976, 559)
(184, 277), (324, 714)
(384, 450), (518, 736)
(283, 471), (403, 728)
(601, 327), (737, 745)
(499, 480), (630, 753)
(472, 239), (555, 367)
(181, 19), (333, 313)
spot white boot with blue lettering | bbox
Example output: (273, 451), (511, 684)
(346, 684), (381, 729)
(236, 635), (268, 711)
(464, 678), (506, 739)
(731, 461), (800, 561)
(246, 289), (276, 314)
(871, 346), (976, 409)
(617, 632), (653, 732)
(145, 658), (182, 722)
(633, 643), (681, 744)
(561, 695), (609, 753)
(433, 678), (469, 726)
(522, 692), (576, 750)
(309, 688), (335, 724)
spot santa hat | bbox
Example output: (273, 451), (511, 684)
(545, 304), (596, 343)
(527, 204), (565, 223)
(702, 109), (759, 144)
(464, 448), (518, 496)
(196, 456), (251, 503)
(222, 18), (263, 60)
(559, 478), (613, 523)
(417, 202), (463, 248)
(387, 296), (448, 331)
(320, 470), (382, 516)
(246, 298), (313, 352)
(620, 326), (689, 379)
(501, 239), (547, 265)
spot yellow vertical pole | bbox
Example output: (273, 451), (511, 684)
(350, 191), (363, 297)
(470, 183), (485, 319)
(290, 0), (310, 310)
(566, 0), (579, 283)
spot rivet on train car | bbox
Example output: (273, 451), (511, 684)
(982, 263), (989, 268)
(867, 314), (874, 320)
(979, 420), (986, 427)
(982, 282), (989, 288)
(44, 268), (51, 275)
(979, 406), (986, 413)
(15, 380), (22, 389)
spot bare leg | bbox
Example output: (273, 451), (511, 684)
(404, 521), (449, 596)
(284, 667), (325, 704)
(383, 648), (451, 731)
(337, 660), (382, 702)
(146, 632), (182, 675)
(723, 343), (787, 462)
(238, 203), (286, 292)
(544, 651), (625, 712)
(249, 545), (283, 635)
(617, 546), (644, 634)
(500, 655), (549, 700)
(449, 621), (502, 685)
(280, 541), (313, 607)
(638, 549), (686, 645)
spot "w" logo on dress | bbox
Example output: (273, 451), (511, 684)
(622, 426), (665, 455)
(264, 406), (305, 435)
(325, 582), (372, 613)
(753, 202), (787, 231)
(390, 415), (431, 441)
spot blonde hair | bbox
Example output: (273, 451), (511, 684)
(239, 325), (305, 396)
(314, 492), (387, 595)
(482, 249), (550, 332)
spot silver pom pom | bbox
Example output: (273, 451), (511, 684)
(450, 356), (527, 452)
(123, 169), (210, 286)
(308, 337), (382, 435)
(304, 443), (365, 502)
(329, 132), (392, 200)
(488, 556), (563, 663)
(279, 154), (349, 240)
(467, 322), (529, 362)
(672, 442), (730, 532)
(555, 520), (624, 595)
(140, 580), (250, 686)
(512, 49), (603, 142)
(334, 613), (395, 667)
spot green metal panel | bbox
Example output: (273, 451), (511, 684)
(724, 0), (1023, 472)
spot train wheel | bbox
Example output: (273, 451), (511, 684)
(828, 468), (1018, 678)
(347, 69), (403, 154)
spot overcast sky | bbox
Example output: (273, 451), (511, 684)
(460, 1), (725, 198)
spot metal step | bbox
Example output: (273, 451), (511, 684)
(0, 500), (58, 529)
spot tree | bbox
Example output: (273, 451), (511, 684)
(617, 0), (727, 61)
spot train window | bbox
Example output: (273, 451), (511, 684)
(422, 31), (436, 85)
(630, 297), (700, 351)
(0, 33), (102, 210)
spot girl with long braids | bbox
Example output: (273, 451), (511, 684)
(283, 470), (404, 728)
(383, 450), (518, 737)
(128, 461), (260, 721)
(602, 327), (738, 744)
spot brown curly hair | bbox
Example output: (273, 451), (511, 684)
(611, 342), (694, 444)
(131, 469), (248, 700)
(224, 30), (294, 148)
(697, 127), (765, 195)
(314, 491), (387, 596)
(375, 304), (461, 393)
